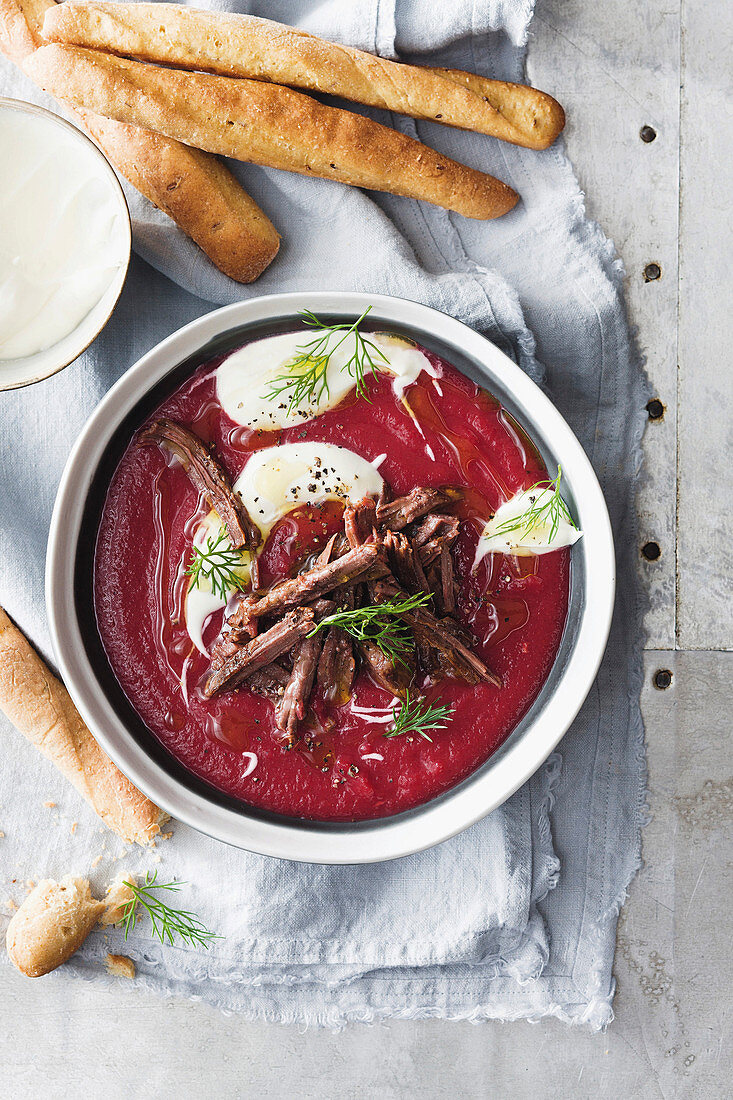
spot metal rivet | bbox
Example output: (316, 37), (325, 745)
(644, 262), (662, 282)
(646, 398), (665, 421)
(640, 125), (657, 143)
(654, 669), (673, 690)
(641, 541), (661, 561)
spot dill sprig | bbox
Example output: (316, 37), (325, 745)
(490, 466), (577, 545)
(186, 528), (247, 600)
(121, 871), (221, 950)
(384, 690), (454, 743)
(308, 591), (431, 664)
(265, 307), (389, 415)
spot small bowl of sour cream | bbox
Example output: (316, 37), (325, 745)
(0, 98), (131, 391)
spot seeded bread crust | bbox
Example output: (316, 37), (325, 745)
(26, 44), (519, 220)
(44, 2), (564, 149)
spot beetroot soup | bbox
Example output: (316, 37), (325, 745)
(94, 320), (579, 821)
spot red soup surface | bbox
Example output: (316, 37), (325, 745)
(94, 339), (570, 821)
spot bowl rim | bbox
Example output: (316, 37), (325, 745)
(0, 96), (131, 391)
(46, 291), (615, 863)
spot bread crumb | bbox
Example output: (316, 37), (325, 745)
(160, 831), (173, 840)
(106, 953), (135, 979)
(0, 831), (5, 838)
(91, 854), (103, 867)
(70, 822), (78, 834)
(4, 897), (18, 912)
(43, 801), (56, 809)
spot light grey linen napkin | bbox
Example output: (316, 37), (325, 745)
(0, 0), (646, 1027)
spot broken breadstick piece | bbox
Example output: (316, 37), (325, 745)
(0, 606), (168, 845)
(6, 876), (106, 977)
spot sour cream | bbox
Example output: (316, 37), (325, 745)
(0, 107), (127, 361)
(216, 329), (439, 430)
(185, 442), (384, 653)
(473, 485), (583, 567)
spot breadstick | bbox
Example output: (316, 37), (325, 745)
(0, 0), (279, 282)
(25, 45), (519, 220)
(43, 2), (564, 149)
(0, 606), (168, 845)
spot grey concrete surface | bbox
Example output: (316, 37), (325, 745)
(1, 0), (732, 1097)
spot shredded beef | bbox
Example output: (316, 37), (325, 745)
(439, 543), (456, 615)
(376, 486), (461, 531)
(277, 633), (323, 743)
(244, 543), (388, 621)
(369, 575), (500, 688)
(248, 665), (289, 701)
(204, 607), (316, 697)
(384, 530), (430, 595)
(139, 418), (260, 552)
(357, 639), (414, 698)
(410, 513), (460, 548)
(317, 588), (356, 704)
(344, 496), (378, 548)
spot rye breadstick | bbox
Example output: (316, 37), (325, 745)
(0, 0), (279, 282)
(0, 606), (168, 845)
(25, 45), (519, 219)
(43, 2), (564, 149)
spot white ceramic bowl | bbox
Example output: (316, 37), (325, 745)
(46, 292), (614, 863)
(0, 98), (131, 391)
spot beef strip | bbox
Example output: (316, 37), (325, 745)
(369, 575), (500, 688)
(317, 587), (356, 704)
(222, 593), (258, 642)
(410, 608), (500, 687)
(316, 532), (339, 566)
(356, 576), (415, 698)
(418, 536), (456, 570)
(277, 633), (323, 743)
(209, 632), (242, 671)
(248, 664), (289, 701)
(384, 530), (429, 595)
(204, 607), (316, 697)
(357, 639), (414, 699)
(139, 418), (261, 552)
(243, 543), (388, 621)
(439, 543), (456, 615)
(344, 496), (378, 548)
(376, 486), (461, 531)
(425, 561), (443, 614)
(410, 513), (460, 548)
(309, 597), (337, 618)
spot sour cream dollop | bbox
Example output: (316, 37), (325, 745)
(185, 442), (384, 653)
(473, 485), (582, 568)
(0, 108), (127, 361)
(216, 329), (438, 430)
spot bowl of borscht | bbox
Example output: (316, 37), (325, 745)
(46, 293), (614, 863)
